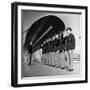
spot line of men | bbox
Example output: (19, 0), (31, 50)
(41, 27), (75, 71)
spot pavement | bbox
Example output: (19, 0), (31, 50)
(22, 61), (80, 77)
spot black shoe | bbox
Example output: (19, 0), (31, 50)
(49, 64), (52, 66)
(52, 65), (56, 67)
(55, 66), (61, 68)
(61, 67), (66, 69)
(28, 63), (31, 65)
(68, 69), (74, 72)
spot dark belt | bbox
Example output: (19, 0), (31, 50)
(59, 50), (65, 53)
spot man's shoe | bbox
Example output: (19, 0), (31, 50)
(68, 69), (74, 72)
(61, 67), (66, 69)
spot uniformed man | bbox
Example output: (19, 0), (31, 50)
(42, 41), (47, 64)
(58, 32), (66, 69)
(64, 27), (75, 71)
(55, 33), (61, 68)
(28, 42), (32, 65)
(48, 38), (53, 66)
(40, 43), (44, 64)
(50, 36), (56, 67)
(53, 34), (59, 67)
(45, 40), (49, 65)
(54, 34), (60, 68)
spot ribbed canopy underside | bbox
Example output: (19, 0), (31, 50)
(24, 15), (65, 52)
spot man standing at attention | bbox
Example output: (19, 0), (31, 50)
(64, 27), (75, 71)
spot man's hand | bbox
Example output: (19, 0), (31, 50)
(56, 50), (59, 53)
(63, 31), (67, 37)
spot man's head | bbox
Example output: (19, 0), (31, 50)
(30, 41), (32, 45)
(66, 27), (72, 35)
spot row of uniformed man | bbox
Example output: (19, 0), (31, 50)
(41, 33), (66, 68)
(41, 33), (65, 53)
(40, 28), (75, 70)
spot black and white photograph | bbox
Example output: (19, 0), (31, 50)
(11, 2), (88, 87)
(22, 11), (80, 77)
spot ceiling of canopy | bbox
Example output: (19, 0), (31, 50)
(24, 15), (65, 53)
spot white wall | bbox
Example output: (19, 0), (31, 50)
(0, 0), (89, 90)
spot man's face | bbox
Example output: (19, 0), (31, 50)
(63, 31), (67, 37)
(66, 30), (71, 35)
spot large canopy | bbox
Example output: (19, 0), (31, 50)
(24, 15), (65, 53)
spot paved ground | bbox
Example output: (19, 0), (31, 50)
(22, 61), (80, 77)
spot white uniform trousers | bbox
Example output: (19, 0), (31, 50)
(51, 52), (55, 66)
(54, 51), (60, 67)
(65, 50), (73, 69)
(59, 52), (66, 68)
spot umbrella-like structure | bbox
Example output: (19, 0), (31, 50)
(24, 15), (65, 53)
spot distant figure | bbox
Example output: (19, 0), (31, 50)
(32, 48), (42, 64)
(28, 44), (32, 65)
